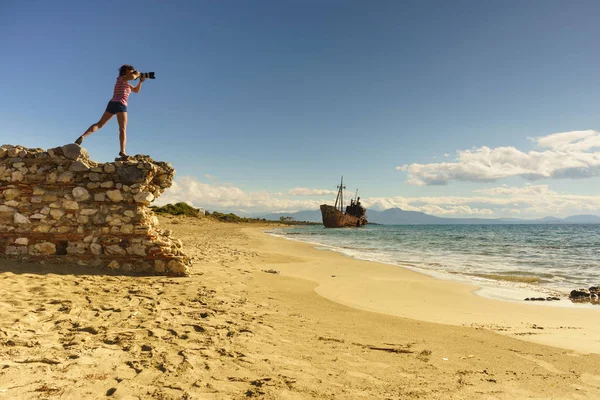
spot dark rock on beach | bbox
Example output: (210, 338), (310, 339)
(524, 297), (560, 301)
(569, 286), (600, 305)
(570, 289), (590, 299)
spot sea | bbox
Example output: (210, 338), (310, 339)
(266, 224), (600, 306)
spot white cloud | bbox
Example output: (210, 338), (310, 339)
(155, 177), (600, 219)
(362, 184), (600, 218)
(397, 130), (600, 185)
(474, 184), (552, 196)
(535, 130), (600, 151)
(157, 176), (328, 213)
(288, 187), (337, 196)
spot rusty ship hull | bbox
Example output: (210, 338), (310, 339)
(320, 204), (367, 228)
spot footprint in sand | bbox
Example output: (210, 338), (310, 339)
(514, 353), (565, 374)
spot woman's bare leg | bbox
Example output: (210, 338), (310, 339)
(116, 112), (128, 154)
(80, 111), (113, 140)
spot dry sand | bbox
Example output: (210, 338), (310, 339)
(1, 216), (600, 399)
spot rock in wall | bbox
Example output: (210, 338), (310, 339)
(0, 144), (191, 276)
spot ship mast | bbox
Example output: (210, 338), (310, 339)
(333, 176), (346, 212)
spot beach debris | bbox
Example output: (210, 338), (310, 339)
(524, 297), (560, 301)
(261, 269), (280, 274)
(125, 360), (144, 374)
(75, 326), (100, 334)
(442, 357), (448, 361)
(35, 385), (62, 395)
(417, 350), (432, 362)
(182, 324), (205, 332)
(318, 336), (344, 343)
(106, 387), (117, 396)
(367, 345), (413, 354)
(250, 378), (272, 387)
(14, 358), (60, 365)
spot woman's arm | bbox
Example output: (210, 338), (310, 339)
(130, 76), (146, 93)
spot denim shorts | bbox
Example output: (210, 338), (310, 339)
(106, 101), (127, 114)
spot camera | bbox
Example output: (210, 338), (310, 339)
(133, 71), (155, 80)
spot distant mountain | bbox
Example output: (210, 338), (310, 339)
(367, 208), (445, 224)
(260, 210), (322, 222)
(563, 215), (600, 223)
(538, 216), (562, 221)
(258, 208), (600, 225)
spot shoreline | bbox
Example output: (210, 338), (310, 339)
(265, 227), (592, 307)
(254, 226), (600, 354)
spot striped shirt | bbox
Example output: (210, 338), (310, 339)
(110, 77), (133, 106)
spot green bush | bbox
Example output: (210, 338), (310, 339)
(210, 211), (249, 223)
(150, 202), (202, 217)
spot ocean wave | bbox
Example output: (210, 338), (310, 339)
(469, 273), (547, 284)
(268, 225), (600, 293)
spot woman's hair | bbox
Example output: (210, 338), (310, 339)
(118, 64), (135, 76)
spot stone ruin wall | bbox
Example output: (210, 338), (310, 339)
(0, 144), (191, 276)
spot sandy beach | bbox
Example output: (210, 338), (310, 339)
(2, 216), (600, 399)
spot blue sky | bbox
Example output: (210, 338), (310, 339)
(3, 0), (600, 218)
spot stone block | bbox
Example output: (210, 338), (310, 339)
(14, 213), (30, 224)
(106, 190), (123, 202)
(127, 244), (146, 256)
(80, 209), (98, 216)
(134, 192), (154, 205)
(69, 161), (90, 172)
(105, 245), (126, 255)
(31, 242), (56, 255)
(167, 259), (189, 275)
(43, 194), (57, 202)
(50, 209), (64, 219)
(11, 171), (23, 181)
(57, 171), (74, 183)
(33, 224), (52, 233)
(6, 246), (27, 255)
(115, 165), (145, 184)
(67, 242), (86, 255)
(72, 187), (90, 201)
(4, 188), (21, 200)
(63, 200), (79, 210)
(61, 143), (88, 160)
(14, 237), (29, 245)
(90, 243), (103, 255)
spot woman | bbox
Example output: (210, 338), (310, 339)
(75, 64), (145, 159)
